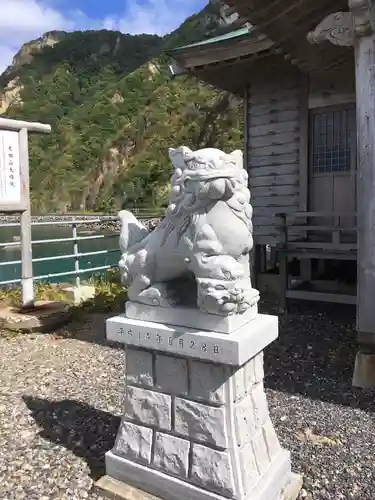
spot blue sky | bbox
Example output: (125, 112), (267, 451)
(0, 0), (207, 74)
(60, 0), (129, 19)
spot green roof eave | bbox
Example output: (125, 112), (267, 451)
(168, 26), (253, 53)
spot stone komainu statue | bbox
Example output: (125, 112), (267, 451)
(118, 146), (256, 316)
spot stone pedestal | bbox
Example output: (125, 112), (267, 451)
(100, 303), (301, 500)
(352, 351), (375, 389)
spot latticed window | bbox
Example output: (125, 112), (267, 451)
(310, 105), (357, 173)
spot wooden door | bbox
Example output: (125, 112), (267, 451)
(309, 105), (357, 232)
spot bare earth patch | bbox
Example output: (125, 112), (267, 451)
(0, 302), (374, 499)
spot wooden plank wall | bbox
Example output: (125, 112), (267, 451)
(309, 69), (355, 109)
(247, 73), (303, 244)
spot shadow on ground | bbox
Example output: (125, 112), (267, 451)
(54, 311), (122, 347)
(52, 296), (375, 412)
(261, 299), (375, 411)
(22, 395), (120, 479)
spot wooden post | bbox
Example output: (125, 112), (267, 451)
(278, 251), (289, 313)
(355, 32), (375, 339)
(348, 1), (375, 388)
(72, 222), (81, 288)
(19, 128), (34, 309)
(307, 2), (375, 385)
(0, 118), (50, 309)
(345, 0), (375, 342)
(300, 259), (312, 282)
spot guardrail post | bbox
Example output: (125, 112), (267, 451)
(72, 223), (80, 288)
(19, 128), (34, 309)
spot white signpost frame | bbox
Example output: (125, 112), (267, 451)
(0, 118), (51, 309)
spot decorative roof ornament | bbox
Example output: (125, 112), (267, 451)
(307, 0), (374, 47)
(307, 12), (354, 46)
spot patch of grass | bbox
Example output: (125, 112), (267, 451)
(0, 287), (21, 307)
(0, 283), (71, 308)
(78, 267), (127, 314)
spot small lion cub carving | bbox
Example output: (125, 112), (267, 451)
(118, 146), (258, 316)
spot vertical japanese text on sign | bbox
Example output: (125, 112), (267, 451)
(0, 130), (21, 206)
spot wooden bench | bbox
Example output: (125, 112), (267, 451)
(275, 212), (357, 310)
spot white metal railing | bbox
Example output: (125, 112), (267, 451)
(0, 213), (162, 299)
(0, 117), (162, 309)
(0, 117), (51, 134)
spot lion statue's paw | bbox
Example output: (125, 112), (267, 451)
(119, 255), (130, 285)
(134, 282), (178, 308)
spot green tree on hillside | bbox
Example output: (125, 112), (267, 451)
(2, 3), (243, 213)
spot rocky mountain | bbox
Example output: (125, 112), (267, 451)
(0, 1), (244, 213)
(0, 31), (67, 114)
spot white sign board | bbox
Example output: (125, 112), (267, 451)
(0, 130), (21, 205)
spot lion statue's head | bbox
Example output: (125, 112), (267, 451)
(166, 146), (251, 221)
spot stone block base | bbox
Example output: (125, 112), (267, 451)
(104, 312), (300, 500)
(104, 449), (292, 500)
(95, 475), (162, 500)
(125, 297), (259, 334)
(283, 473), (304, 500)
(352, 351), (375, 389)
(0, 301), (72, 334)
(61, 284), (96, 305)
(96, 471), (302, 500)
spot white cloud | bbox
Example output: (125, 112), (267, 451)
(0, 0), (71, 35)
(0, 0), (205, 75)
(0, 0), (74, 74)
(104, 0), (206, 36)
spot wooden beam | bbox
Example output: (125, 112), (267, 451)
(280, 249), (357, 260)
(286, 289), (356, 304)
(225, 0), (352, 73)
(172, 35), (274, 69)
(298, 73), (309, 212)
(244, 84), (249, 178)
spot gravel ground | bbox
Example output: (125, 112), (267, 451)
(0, 300), (375, 500)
